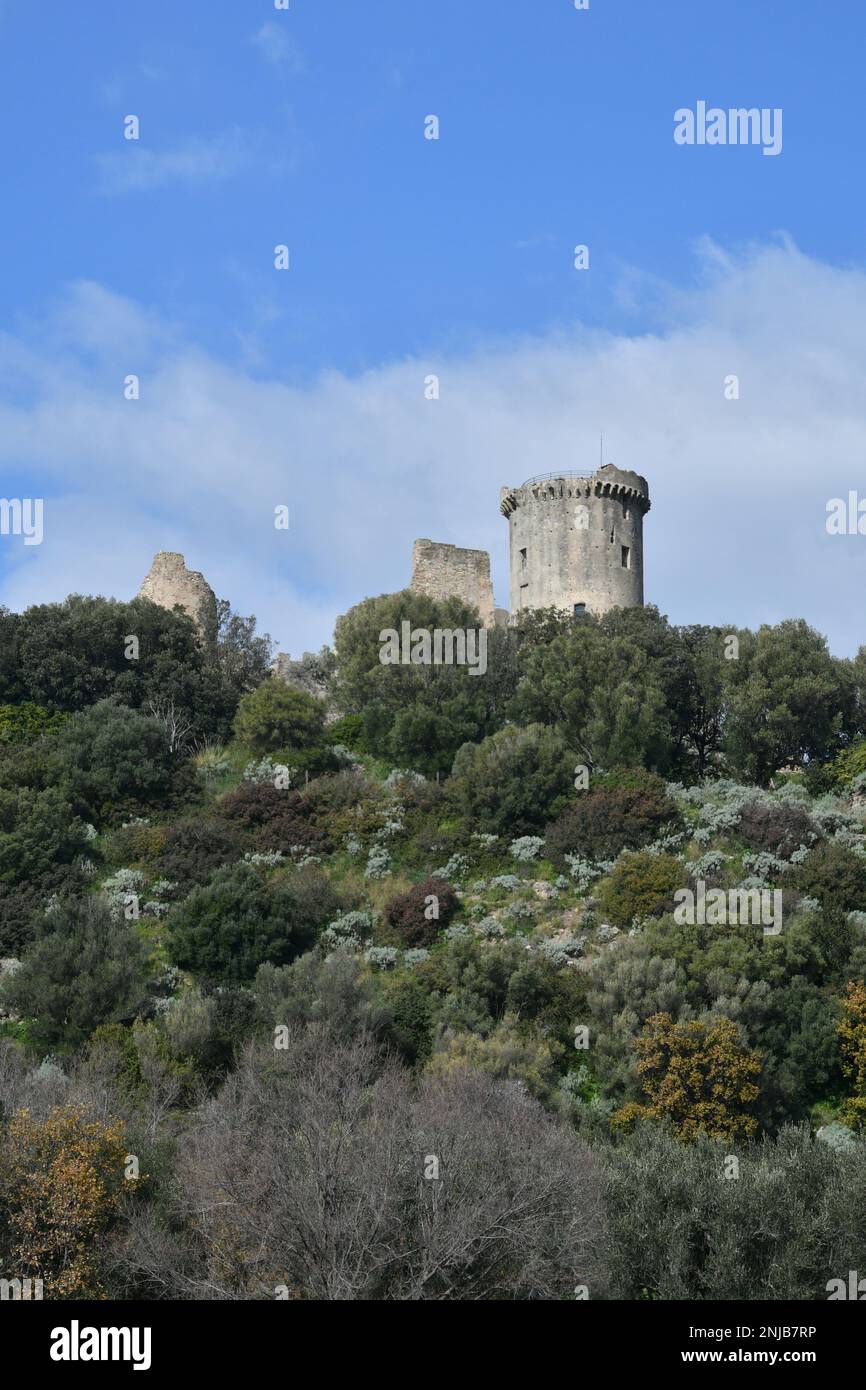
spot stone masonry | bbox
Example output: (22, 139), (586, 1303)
(410, 539), (496, 628)
(138, 552), (218, 644)
(500, 463), (650, 617)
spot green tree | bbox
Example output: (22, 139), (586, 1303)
(214, 599), (274, 702)
(611, 1012), (761, 1142)
(168, 863), (338, 984)
(449, 723), (576, 836)
(722, 620), (854, 784)
(1, 594), (269, 738)
(233, 678), (326, 754)
(510, 607), (676, 773)
(48, 699), (193, 823)
(333, 590), (507, 776)
(0, 898), (150, 1050)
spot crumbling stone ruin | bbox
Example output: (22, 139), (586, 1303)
(410, 539), (497, 628)
(406, 466), (650, 627)
(138, 552), (218, 644)
(271, 648), (338, 721)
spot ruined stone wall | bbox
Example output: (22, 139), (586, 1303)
(410, 539), (496, 628)
(138, 552), (218, 643)
(500, 464), (650, 617)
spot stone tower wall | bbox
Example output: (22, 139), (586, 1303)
(138, 551), (218, 643)
(500, 464), (650, 617)
(410, 539), (496, 628)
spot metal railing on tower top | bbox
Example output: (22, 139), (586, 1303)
(520, 470), (596, 487)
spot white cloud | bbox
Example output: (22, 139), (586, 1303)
(250, 22), (305, 74)
(95, 128), (251, 192)
(2, 239), (866, 657)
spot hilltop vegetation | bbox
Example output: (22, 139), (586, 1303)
(1, 589), (866, 1299)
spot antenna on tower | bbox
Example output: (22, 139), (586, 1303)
(600, 432), (603, 468)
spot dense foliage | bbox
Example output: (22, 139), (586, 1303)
(1, 588), (865, 1300)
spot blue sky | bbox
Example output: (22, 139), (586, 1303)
(2, 0), (866, 656)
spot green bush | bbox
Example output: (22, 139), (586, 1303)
(596, 852), (686, 927)
(0, 786), (89, 885)
(327, 713), (366, 752)
(49, 700), (195, 823)
(449, 723), (575, 837)
(0, 897), (150, 1050)
(233, 679), (326, 755)
(0, 702), (69, 745)
(168, 863), (339, 984)
(791, 842), (866, 921)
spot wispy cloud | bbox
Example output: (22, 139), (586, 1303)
(95, 128), (251, 193)
(250, 22), (305, 74)
(3, 241), (866, 658)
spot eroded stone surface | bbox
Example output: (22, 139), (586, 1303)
(138, 552), (217, 643)
(410, 539), (496, 628)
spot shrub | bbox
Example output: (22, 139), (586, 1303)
(596, 851), (685, 927)
(510, 836), (546, 862)
(385, 876), (459, 948)
(791, 842), (866, 922)
(0, 1105), (133, 1298)
(168, 863), (338, 984)
(449, 724), (575, 837)
(545, 775), (681, 867)
(297, 770), (384, 841)
(233, 678), (325, 755)
(0, 863), (85, 957)
(48, 700), (195, 824)
(737, 798), (816, 858)
(0, 702), (69, 745)
(604, 1124), (866, 1300)
(327, 713), (366, 752)
(218, 782), (331, 855)
(611, 1013), (761, 1142)
(0, 786), (90, 886)
(157, 817), (244, 888)
(0, 897), (150, 1050)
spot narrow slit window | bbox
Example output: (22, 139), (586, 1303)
(621, 545), (630, 569)
(519, 547), (527, 571)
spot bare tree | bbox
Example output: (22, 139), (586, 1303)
(143, 698), (194, 754)
(168, 1026), (607, 1300)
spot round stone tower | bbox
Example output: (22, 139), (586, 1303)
(499, 463), (651, 617)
